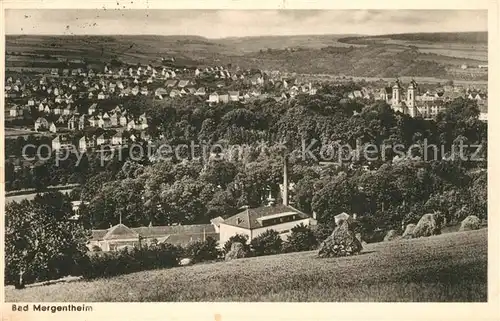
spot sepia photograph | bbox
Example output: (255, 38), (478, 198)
(2, 5), (492, 307)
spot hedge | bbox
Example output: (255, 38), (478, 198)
(81, 243), (182, 279)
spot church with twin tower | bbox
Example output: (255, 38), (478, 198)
(386, 79), (446, 119)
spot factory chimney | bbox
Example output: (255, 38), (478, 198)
(282, 156), (289, 206)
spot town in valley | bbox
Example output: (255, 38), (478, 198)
(4, 9), (489, 303)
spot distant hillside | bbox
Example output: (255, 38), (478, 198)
(5, 33), (488, 80)
(226, 46), (451, 79)
(5, 35), (233, 67)
(215, 34), (361, 53)
(339, 32), (488, 45)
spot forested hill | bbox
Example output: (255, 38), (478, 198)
(339, 32), (488, 44)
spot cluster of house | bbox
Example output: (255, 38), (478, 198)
(377, 79), (488, 120)
(51, 130), (151, 152)
(35, 104), (148, 133)
(6, 63), (319, 134)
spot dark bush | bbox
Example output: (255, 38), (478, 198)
(250, 229), (283, 256)
(81, 243), (182, 279)
(283, 223), (318, 253)
(223, 234), (250, 254)
(313, 223), (334, 243)
(183, 237), (221, 263)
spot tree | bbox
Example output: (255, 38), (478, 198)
(184, 237), (220, 263)
(5, 196), (89, 288)
(283, 223), (318, 252)
(223, 234), (250, 254)
(200, 160), (239, 189)
(312, 173), (367, 225)
(250, 229), (283, 256)
(293, 175), (317, 214)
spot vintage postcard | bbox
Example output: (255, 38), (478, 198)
(1, 0), (498, 320)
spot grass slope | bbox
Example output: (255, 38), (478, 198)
(5, 229), (487, 302)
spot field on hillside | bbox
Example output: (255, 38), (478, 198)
(5, 32), (487, 81)
(5, 229), (487, 302)
(214, 34), (363, 53)
(339, 32), (488, 63)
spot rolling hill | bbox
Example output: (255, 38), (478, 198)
(5, 32), (488, 80)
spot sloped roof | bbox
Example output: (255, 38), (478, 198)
(177, 80), (190, 87)
(103, 224), (139, 240)
(165, 79), (177, 87)
(92, 229), (108, 240)
(210, 216), (225, 227)
(91, 223), (218, 244)
(132, 224), (215, 238)
(221, 204), (310, 230)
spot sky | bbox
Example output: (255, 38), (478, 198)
(5, 10), (488, 38)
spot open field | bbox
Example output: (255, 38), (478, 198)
(6, 32), (487, 80)
(5, 228), (487, 302)
(338, 32), (488, 63)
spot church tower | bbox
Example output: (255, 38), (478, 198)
(407, 79), (418, 117)
(392, 79), (402, 106)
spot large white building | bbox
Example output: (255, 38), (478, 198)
(218, 158), (316, 246)
(218, 204), (314, 246)
(381, 79), (447, 119)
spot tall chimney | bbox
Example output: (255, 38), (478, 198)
(283, 156), (289, 206)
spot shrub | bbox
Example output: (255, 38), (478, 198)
(412, 213), (442, 238)
(225, 242), (248, 261)
(183, 237), (220, 263)
(459, 215), (482, 232)
(383, 229), (401, 242)
(283, 223), (318, 253)
(402, 224), (416, 239)
(223, 234), (250, 254)
(313, 223), (334, 244)
(81, 243), (182, 279)
(250, 229), (283, 256)
(318, 220), (362, 258)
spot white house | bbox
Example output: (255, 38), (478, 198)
(79, 136), (88, 152)
(88, 103), (97, 115)
(112, 132), (123, 145)
(218, 204), (314, 246)
(34, 117), (49, 131)
(96, 135), (106, 146)
(119, 115), (128, 127)
(208, 92), (219, 103)
(218, 158), (315, 245)
(127, 119), (136, 131)
(52, 136), (61, 150)
(9, 106), (23, 117)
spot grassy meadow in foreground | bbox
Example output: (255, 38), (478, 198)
(5, 229), (487, 302)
